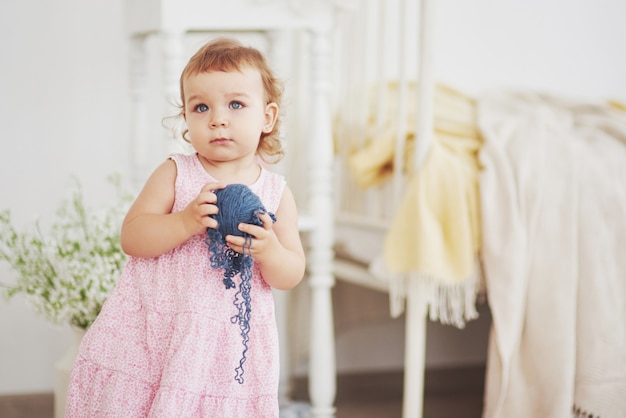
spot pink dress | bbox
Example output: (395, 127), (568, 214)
(66, 153), (285, 417)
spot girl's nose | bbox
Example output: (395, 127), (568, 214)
(209, 113), (228, 128)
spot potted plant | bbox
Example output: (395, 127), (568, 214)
(0, 174), (131, 417)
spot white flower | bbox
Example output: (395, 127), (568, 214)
(0, 175), (132, 330)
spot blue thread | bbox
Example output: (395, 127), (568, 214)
(204, 184), (276, 384)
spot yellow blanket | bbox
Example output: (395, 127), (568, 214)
(347, 84), (482, 286)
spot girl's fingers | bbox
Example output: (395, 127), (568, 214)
(196, 190), (216, 205)
(258, 212), (274, 229)
(201, 182), (226, 194)
(225, 235), (246, 252)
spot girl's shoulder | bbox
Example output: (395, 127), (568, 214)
(169, 152), (197, 170)
(168, 153), (213, 182)
(261, 167), (285, 187)
(254, 167), (286, 214)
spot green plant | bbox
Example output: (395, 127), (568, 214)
(0, 175), (132, 329)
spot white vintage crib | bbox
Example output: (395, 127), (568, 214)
(125, 0), (452, 417)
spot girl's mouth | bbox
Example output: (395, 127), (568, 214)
(211, 137), (232, 144)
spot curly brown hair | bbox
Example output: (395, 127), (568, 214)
(178, 37), (285, 164)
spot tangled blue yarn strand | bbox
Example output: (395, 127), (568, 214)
(204, 184), (276, 384)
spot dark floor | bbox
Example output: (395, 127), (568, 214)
(0, 392), (53, 418)
(0, 366), (484, 418)
(291, 365), (485, 418)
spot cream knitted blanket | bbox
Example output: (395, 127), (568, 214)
(478, 90), (626, 417)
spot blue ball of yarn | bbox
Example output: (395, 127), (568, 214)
(211, 183), (273, 240)
(204, 183), (276, 384)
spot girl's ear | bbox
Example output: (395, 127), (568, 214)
(263, 102), (279, 132)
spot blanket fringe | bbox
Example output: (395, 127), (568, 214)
(572, 404), (601, 418)
(371, 258), (482, 328)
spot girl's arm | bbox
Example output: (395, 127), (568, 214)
(121, 159), (222, 258)
(226, 186), (306, 290)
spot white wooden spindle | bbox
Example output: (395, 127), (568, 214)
(403, 278), (428, 418)
(267, 29), (293, 178)
(393, 0), (409, 208)
(414, 0), (435, 169)
(307, 26), (337, 418)
(267, 28), (296, 408)
(402, 0), (435, 417)
(368, 0), (388, 217)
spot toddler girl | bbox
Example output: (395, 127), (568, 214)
(66, 37), (306, 417)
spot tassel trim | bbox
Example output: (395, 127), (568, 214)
(370, 257), (482, 328)
(572, 404), (600, 418)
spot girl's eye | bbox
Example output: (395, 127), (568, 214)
(195, 104), (208, 112)
(229, 101), (244, 110)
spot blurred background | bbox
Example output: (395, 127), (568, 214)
(1, 0), (626, 408)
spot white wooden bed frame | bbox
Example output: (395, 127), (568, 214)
(126, 1), (435, 417)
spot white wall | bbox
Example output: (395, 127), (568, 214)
(0, 0), (131, 394)
(435, 0), (626, 101)
(1, 0), (626, 395)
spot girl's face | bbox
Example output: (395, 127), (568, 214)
(183, 68), (277, 167)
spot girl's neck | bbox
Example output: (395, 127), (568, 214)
(196, 153), (262, 185)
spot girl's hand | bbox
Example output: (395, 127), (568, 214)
(122, 160), (228, 258)
(181, 182), (225, 236)
(224, 212), (279, 260)
(222, 186), (304, 290)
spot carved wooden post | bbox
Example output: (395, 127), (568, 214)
(403, 279), (428, 418)
(267, 28), (296, 407)
(403, 1), (434, 417)
(307, 26), (337, 418)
